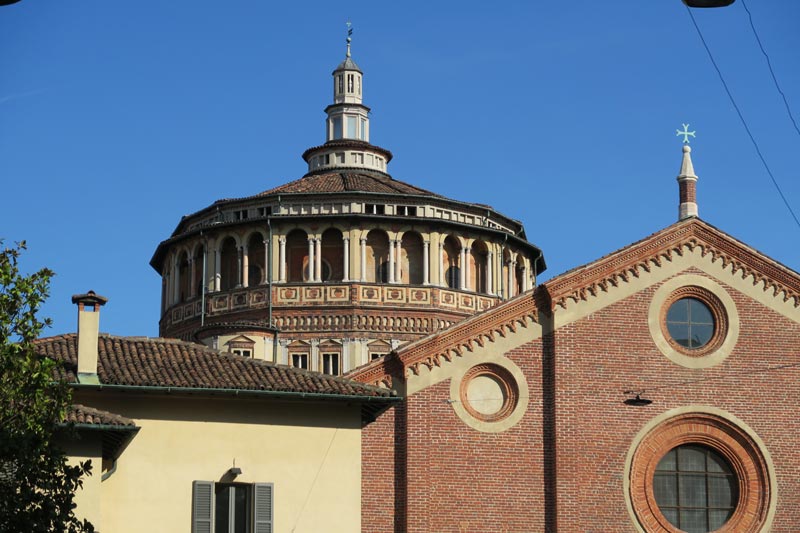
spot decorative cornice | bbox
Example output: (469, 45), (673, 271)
(395, 292), (539, 377)
(346, 355), (402, 389)
(545, 219), (800, 311)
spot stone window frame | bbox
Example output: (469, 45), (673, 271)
(661, 286), (726, 356)
(625, 407), (776, 533)
(448, 354), (528, 434)
(649, 274), (739, 369)
(458, 364), (518, 423)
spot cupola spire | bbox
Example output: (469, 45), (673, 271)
(302, 26), (394, 175)
(677, 144), (699, 220)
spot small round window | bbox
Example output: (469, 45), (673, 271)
(659, 285), (728, 359)
(665, 298), (715, 350)
(654, 444), (738, 532)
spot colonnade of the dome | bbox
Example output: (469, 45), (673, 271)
(161, 223), (533, 313)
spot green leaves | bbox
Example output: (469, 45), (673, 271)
(0, 241), (94, 533)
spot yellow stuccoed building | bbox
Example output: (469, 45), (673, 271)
(42, 291), (398, 533)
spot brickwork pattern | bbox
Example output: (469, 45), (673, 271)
(362, 266), (800, 532)
(553, 268), (800, 531)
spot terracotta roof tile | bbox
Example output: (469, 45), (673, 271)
(255, 171), (442, 198)
(64, 404), (136, 428)
(37, 333), (394, 399)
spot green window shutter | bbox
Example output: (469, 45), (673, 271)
(253, 483), (274, 533)
(192, 481), (214, 533)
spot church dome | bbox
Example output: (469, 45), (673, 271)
(150, 33), (545, 376)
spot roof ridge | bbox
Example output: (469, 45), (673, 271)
(544, 218), (800, 310)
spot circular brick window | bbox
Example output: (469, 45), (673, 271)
(449, 356), (528, 433)
(661, 287), (727, 358)
(628, 412), (772, 533)
(459, 364), (518, 423)
(649, 275), (739, 369)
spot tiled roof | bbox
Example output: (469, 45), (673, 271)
(334, 57), (361, 73)
(37, 333), (395, 399)
(255, 171), (442, 198)
(64, 404), (136, 428)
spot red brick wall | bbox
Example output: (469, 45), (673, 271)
(362, 269), (800, 532)
(553, 270), (800, 531)
(363, 340), (547, 532)
(362, 405), (401, 532)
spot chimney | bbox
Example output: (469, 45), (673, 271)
(71, 290), (108, 384)
(677, 144), (699, 220)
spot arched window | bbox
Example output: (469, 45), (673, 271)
(247, 233), (265, 286)
(515, 254), (525, 295)
(285, 230), (309, 282)
(219, 238), (238, 291)
(401, 232), (424, 285)
(443, 236), (461, 289)
(471, 240), (489, 294)
(321, 228), (344, 282)
(178, 251), (190, 302)
(366, 230), (389, 283)
(193, 246), (205, 298)
(654, 444), (738, 531)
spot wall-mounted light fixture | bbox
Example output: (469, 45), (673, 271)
(623, 390), (653, 407)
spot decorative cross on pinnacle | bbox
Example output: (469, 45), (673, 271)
(676, 123), (696, 144)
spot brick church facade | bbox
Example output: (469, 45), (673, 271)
(354, 209), (800, 532)
(147, 36), (800, 532)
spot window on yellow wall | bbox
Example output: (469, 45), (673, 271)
(192, 481), (273, 533)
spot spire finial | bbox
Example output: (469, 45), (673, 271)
(346, 21), (353, 58)
(676, 123), (696, 144)
(676, 128), (699, 221)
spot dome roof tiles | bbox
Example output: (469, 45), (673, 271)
(256, 171), (442, 198)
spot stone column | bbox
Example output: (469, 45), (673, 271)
(464, 247), (471, 291)
(165, 271), (172, 307)
(214, 248), (221, 292)
(360, 238), (367, 282)
(343, 237), (350, 281)
(189, 257), (196, 298)
(314, 238), (322, 282)
(172, 257), (180, 304)
(394, 240), (402, 283)
(236, 247), (243, 288)
(307, 238), (315, 282)
(242, 245), (249, 288)
(310, 339), (320, 372)
(422, 241), (430, 285)
(459, 247), (466, 290)
(388, 239), (396, 284)
(486, 251), (494, 296)
(278, 236), (286, 283)
(439, 242), (445, 287)
(501, 257), (508, 300)
(510, 260), (517, 298)
(268, 238), (272, 285)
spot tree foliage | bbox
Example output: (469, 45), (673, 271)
(0, 241), (94, 533)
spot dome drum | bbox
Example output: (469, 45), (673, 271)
(150, 38), (545, 376)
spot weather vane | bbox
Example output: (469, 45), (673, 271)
(676, 123), (696, 144)
(346, 21), (353, 57)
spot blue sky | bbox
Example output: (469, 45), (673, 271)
(2, 1), (798, 337)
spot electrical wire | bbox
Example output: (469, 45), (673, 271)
(631, 359), (800, 397)
(741, 0), (800, 140)
(685, 6), (800, 230)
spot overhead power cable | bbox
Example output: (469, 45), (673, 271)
(685, 5), (800, 230)
(741, 0), (800, 141)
